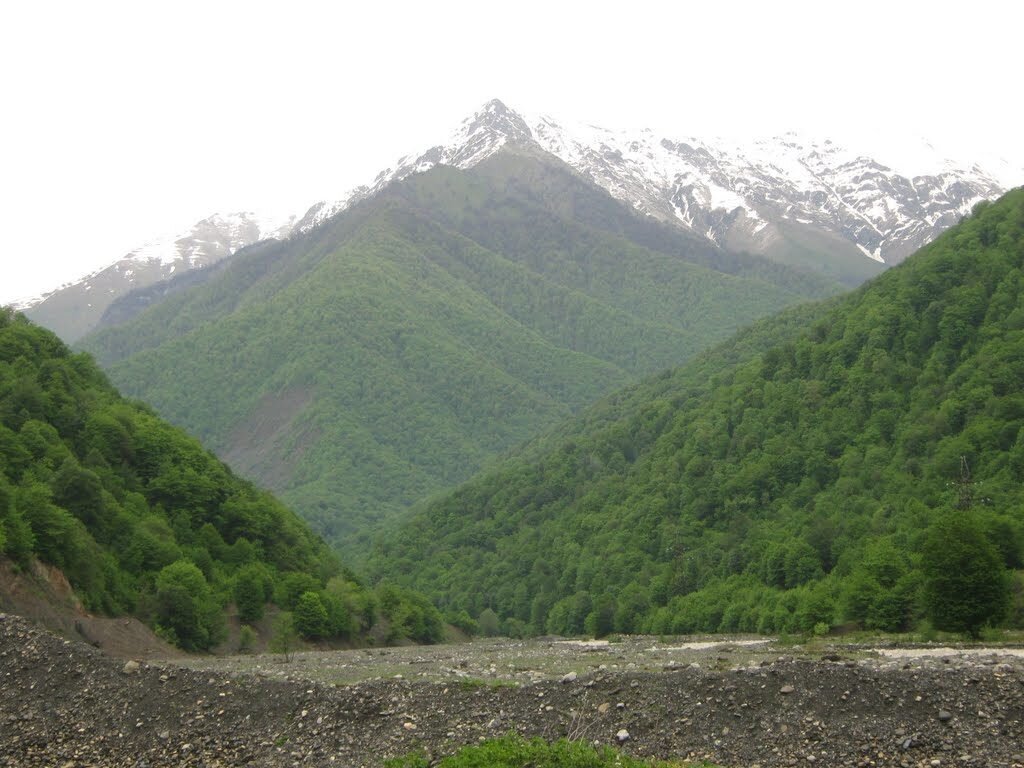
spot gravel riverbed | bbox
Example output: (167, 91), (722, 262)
(2, 614), (1023, 767)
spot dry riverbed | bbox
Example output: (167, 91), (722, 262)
(2, 613), (1023, 767)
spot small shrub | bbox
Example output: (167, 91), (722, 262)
(270, 612), (298, 662)
(914, 619), (938, 643)
(477, 608), (500, 637)
(293, 591), (329, 639)
(238, 624), (257, 653)
(234, 564), (271, 623)
(978, 625), (1006, 643)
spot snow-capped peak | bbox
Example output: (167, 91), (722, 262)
(293, 100), (535, 233)
(295, 99), (1014, 266)
(21, 99), (1018, 341)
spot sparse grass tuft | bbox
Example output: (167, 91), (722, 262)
(456, 677), (519, 690)
(385, 734), (714, 767)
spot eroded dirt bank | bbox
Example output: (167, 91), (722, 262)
(2, 614), (1023, 767)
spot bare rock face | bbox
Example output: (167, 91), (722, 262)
(3, 613), (1024, 767)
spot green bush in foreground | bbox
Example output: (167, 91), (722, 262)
(385, 734), (701, 768)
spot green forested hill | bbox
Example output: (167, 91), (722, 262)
(79, 148), (838, 551)
(0, 312), (446, 649)
(370, 189), (1024, 637)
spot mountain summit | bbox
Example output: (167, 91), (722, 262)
(78, 147), (837, 553)
(292, 99), (538, 233)
(300, 99), (1009, 280)
(20, 100), (1013, 340)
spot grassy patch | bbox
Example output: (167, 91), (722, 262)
(385, 734), (714, 767)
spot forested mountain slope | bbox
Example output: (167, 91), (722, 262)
(0, 312), (334, 640)
(79, 148), (838, 551)
(371, 189), (1024, 637)
(0, 313), (447, 649)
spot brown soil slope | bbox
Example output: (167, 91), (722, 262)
(0, 560), (180, 660)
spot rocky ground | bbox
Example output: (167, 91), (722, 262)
(0, 560), (181, 661)
(2, 613), (1023, 767)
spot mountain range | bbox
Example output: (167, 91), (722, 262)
(76, 146), (837, 553)
(304, 100), (1009, 280)
(19, 100), (1013, 342)
(4, 96), (1022, 645)
(20, 211), (297, 342)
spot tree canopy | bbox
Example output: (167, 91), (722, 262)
(79, 151), (839, 555)
(0, 312), (441, 648)
(371, 190), (1024, 638)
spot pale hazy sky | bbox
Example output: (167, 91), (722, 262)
(2, 0), (1021, 304)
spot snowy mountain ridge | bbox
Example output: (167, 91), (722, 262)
(19, 211), (298, 341)
(123, 210), (298, 268)
(20, 99), (1017, 341)
(300, 99), (1011, 267)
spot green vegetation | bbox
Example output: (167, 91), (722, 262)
(269, 611), (298, 661)
(79, 149), (838, 554)
(371, 190), (1024, 639)
(154, 559), (224, 650)
(756, 218), (887, 287)
(385, 734), (696, 768)
(237, 624), (257, 653)
(921, 512), (1010, 637)
(293, 591), (330, 639)
(0, 311), (443, 650)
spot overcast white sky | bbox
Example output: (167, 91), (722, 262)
(2, 0), (1022, 304)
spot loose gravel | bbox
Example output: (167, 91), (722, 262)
(2, 614), (1023, 767)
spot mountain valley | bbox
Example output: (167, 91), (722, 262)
(5, 99), (1021, 650)
(76, 147), (838, 552)
(371, 188), (1024, 638)
(5, 6), (1024, 766)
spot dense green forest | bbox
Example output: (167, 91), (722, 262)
(79, 148), (839, 553)
(371, 189), (1024, 639)
(0, 311), (443, 649)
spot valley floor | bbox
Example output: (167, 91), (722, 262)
(2, 614), (1023, 767)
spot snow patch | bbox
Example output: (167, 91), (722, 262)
(856, 243), (885, 263)
(293, 100), (1006, 269)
